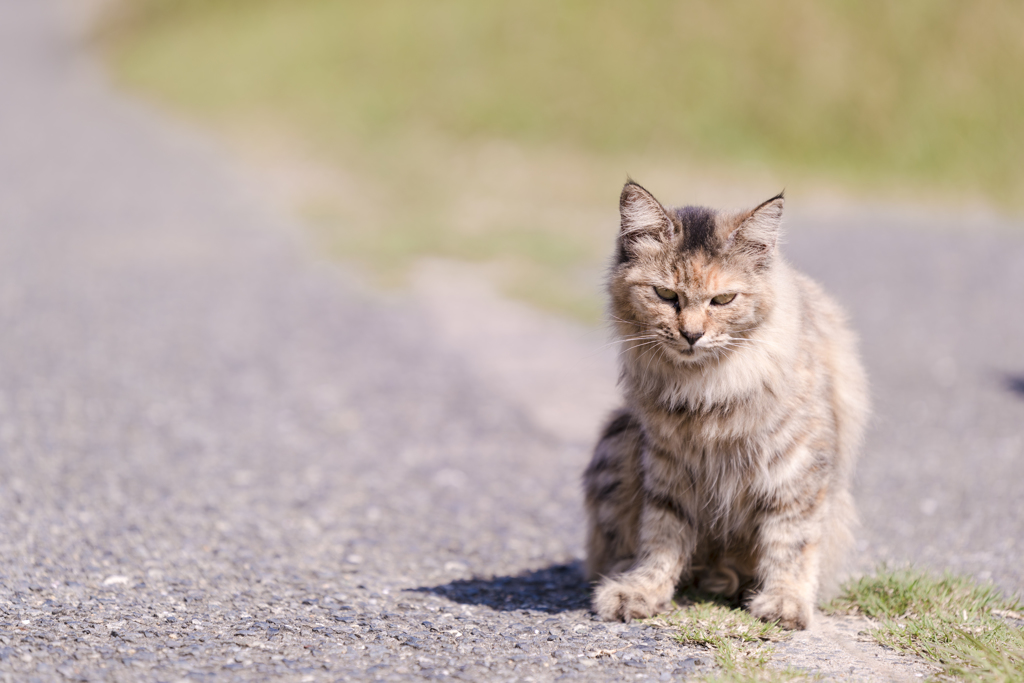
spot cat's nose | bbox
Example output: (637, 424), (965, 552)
(681, 331), (703, 346)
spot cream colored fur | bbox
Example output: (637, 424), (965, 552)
(583, 182), (868, 629)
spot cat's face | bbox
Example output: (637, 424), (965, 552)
(608, 182), (783, 366)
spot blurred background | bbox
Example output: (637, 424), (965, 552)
(98, 0), (1024, 322)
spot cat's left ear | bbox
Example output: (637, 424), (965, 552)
(724, 192), (784, 265)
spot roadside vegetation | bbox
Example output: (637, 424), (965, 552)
(658, 593), (813, 682)
(100, 1), (1024, 319)
(827, 568), (1024, 682)
(656, 568), (1024, 682)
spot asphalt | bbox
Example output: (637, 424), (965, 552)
(785, 207), (1024, 590)
(0, 2), (1022, 682)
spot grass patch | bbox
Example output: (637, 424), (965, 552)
(97, 1), (1024, 319)
(656, 591), (816, 682)
(655, 569), (1024, 681)
(826, 567), (1024, 682)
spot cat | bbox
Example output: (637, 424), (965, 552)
(582, 181), (868, 629)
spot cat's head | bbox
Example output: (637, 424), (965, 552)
(608, 181), (784, 367)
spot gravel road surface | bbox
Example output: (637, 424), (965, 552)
(1, 2), (1022, 682)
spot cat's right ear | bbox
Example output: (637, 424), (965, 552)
(618, 181), (674, 259)
(723, 192), (784, 267)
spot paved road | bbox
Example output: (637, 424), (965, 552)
(0, 2), (1022, 682)
(786, 207), (1024, 590)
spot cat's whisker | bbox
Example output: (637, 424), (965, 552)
(623, 340), (663, 355)
(628, 339), (662, 365)
(639, 341), (666, 376)
(626, 340), (664, 357)
(713, 340), (760, 350)
(729, 337), (770, 348)
(588, 335), (659, 354)
(582, 335), (663, 361)
(606, 318), (650, 332)
(716, 337), (769, 349)
(616, 335), (661, 344)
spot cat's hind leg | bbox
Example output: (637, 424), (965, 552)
(582, 409), (644, 582)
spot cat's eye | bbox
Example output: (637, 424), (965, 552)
(654, 286), (678, 302)
(711, 293), (737, 306)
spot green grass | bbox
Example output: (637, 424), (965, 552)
(826, 568), (1024, 682)
(656, 591), (817, 682)
(103, 0), (1024, 197)
(653, 569), (1024, 682)
(99, 0), (1024, 319)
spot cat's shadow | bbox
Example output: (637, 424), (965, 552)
(410, 562), (591, 614)
(410, 562), (744, 616)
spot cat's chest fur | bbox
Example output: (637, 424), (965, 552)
(626, 282), (838, 529)
(636, 391), (784, 534)
(629, 303), (817, 460)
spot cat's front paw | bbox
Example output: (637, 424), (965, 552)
(747, 591), (812, 630)
(593, 577), (671, 622)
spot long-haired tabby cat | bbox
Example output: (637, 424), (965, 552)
(583, 181), (868, 629)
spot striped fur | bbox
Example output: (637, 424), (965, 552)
(583, 182), (868, 629)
